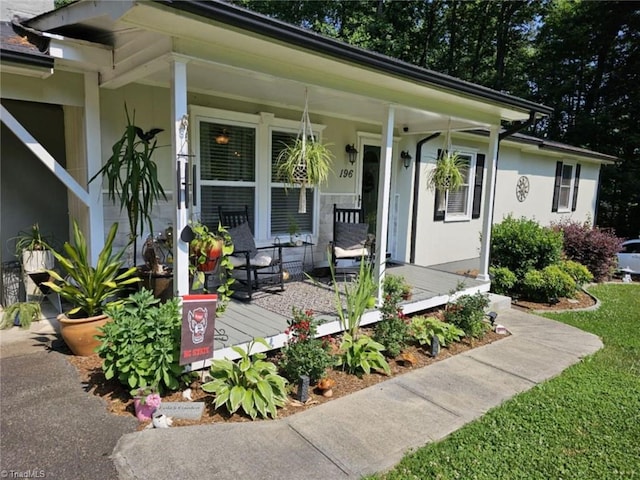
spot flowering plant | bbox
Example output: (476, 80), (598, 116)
(130, 386), (161, 407)
(280, 307), (333, 383)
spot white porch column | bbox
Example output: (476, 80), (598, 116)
(477, 125), (500, 281)
(84, 71), (104, 264)
(374, 105), (395, 302)
(171, 59), (190, 296)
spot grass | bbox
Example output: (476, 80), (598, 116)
(368, 284), (640, 480)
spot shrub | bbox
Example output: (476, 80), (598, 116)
(98, 289), (185, 392)
(491, 215), (563, 278)
(444, 292), (490, 338)
(373, 316), (410, 358)
(489, 266), (517, 295)
(409, 316), (465, 348)
(559, 259), (594, 286)
(202, 338), (288, 420)
(553, 220), (623, 281)
(279, 308), (332, 383)
(522, 265), (577, 302)
(336, 333), (391, 376)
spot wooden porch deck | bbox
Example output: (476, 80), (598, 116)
(194, 262), (489, 368)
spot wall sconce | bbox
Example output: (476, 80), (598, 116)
(215, 129), (230, 145)
(345, 144), (358, 165)
(400, 150), (412, 169)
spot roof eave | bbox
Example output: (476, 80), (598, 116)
(153, 0), (553, 118)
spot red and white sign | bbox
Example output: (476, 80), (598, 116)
(180, 294), (217, 365)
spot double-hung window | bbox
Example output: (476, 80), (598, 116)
(433, 149), (485, 222)
(552, 161), (581, 212)
(199, 121), (256, 230)
(270, 130), (314, 237)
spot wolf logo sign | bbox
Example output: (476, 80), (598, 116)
(180, 294), (217, 365)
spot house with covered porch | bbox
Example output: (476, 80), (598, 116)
(0, 0), (614, 360)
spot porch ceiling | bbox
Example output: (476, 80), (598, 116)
(26, 0), (547, 132)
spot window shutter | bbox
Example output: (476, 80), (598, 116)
(433, 149), (445, 221)
(571, 164), (581, 211)
(471, 153), (485, 219)
(551, 161), (563, 212)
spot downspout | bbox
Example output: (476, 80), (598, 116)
(409, 132), (441, 263)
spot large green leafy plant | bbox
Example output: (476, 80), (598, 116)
(444, 292), (490, 339)
(89, 104), (166, 259)
(97, 289), (186, 392)
(43, 221), (139, 317)
(336, 333), (391, 376)
(409, 316), (465, 348)
(202, 338), (288, 420)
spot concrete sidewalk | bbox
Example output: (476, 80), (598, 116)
(112, 308), (602, 480)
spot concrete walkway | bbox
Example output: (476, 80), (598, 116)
(111, 308), (602, 480)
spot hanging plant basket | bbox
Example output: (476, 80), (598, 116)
(427, 124), (467, 194)
(276, 90), (333, 213)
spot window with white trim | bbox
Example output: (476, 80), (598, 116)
(199, 121), (256, 230)
(195, 108), (322, 241)
(444, 152), (475, 221)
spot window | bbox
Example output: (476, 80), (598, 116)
(199, 121), (256, 229)
(433, 149), (485, 222)
(270, 130), (314, 236)
(552, 161), (581, 212)
(194, 107), (323, 241)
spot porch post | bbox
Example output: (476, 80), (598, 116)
(170, 59), (190, 296)
(477, 125), (500, 281)
(374, 105), (395, 302)
(84, 71), (104, 264)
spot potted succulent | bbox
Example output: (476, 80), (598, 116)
(89, 104), (165, 264)
(42, 221), (140, 356)
(275, 91), (333, 214)
(13, 223), (54, 274)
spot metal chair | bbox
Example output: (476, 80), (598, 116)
(218, 206), (284, 300)
(331, 204), (373, 268)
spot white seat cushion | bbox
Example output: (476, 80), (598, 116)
(334, 246), (369, 259)
(228, 252), (273, 268)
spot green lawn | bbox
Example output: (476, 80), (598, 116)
(369, 284), (640, 480)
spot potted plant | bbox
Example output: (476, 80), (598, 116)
(188, 221), (235, 314)
(0, 302), (42, 330)
(427, 151), (467, 194)
(287, 216), (301, 246)
(42, 221), (140, 356)
(130, 385), (162, 422)
(13, 223), (54, 273)
(275, 91), (333, 214)
(89, 104), (165, 264)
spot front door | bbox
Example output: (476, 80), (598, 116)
(360, 144), (380, 235)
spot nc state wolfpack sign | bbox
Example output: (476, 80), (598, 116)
(180, 294), (217, 365)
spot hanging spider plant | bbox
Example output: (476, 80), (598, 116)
(427, 151), (467, 193)
(275, 89), (334, 213)
(89, 104), (166, 263)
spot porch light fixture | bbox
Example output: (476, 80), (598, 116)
(345, 144), (358, 165)
(400, 150), (412, 169)
(215, 129), (230, 145)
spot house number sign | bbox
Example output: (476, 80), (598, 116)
(339, 169), (354, 178)
(516, 176), (530, 202)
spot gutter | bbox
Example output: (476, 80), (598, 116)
(155, 0), (553, 117)
(409, 132), (441, 263)
(0, 48), (53, 69)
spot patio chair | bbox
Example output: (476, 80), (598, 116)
(218, 206), (284, 300)
(331, 204), (373, 268)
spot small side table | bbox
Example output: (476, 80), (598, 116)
(273, 237), (315, 281)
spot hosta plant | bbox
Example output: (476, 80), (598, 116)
(336, 333), (391, 377)
(97, 289), (185, 392)
(409, 316), (464, 348)
(202, 338), (288, 420)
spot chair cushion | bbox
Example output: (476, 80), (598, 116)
(228, 252), (273, 268)
(227, 222), (257, 257)
(334, 246), (369, 259)
(335, 222), (369, 250)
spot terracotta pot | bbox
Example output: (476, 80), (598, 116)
(58, 313), (111, 356)
(194, 243), (223, 272)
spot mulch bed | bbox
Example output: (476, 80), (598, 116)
(65, 290), (598, 429)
